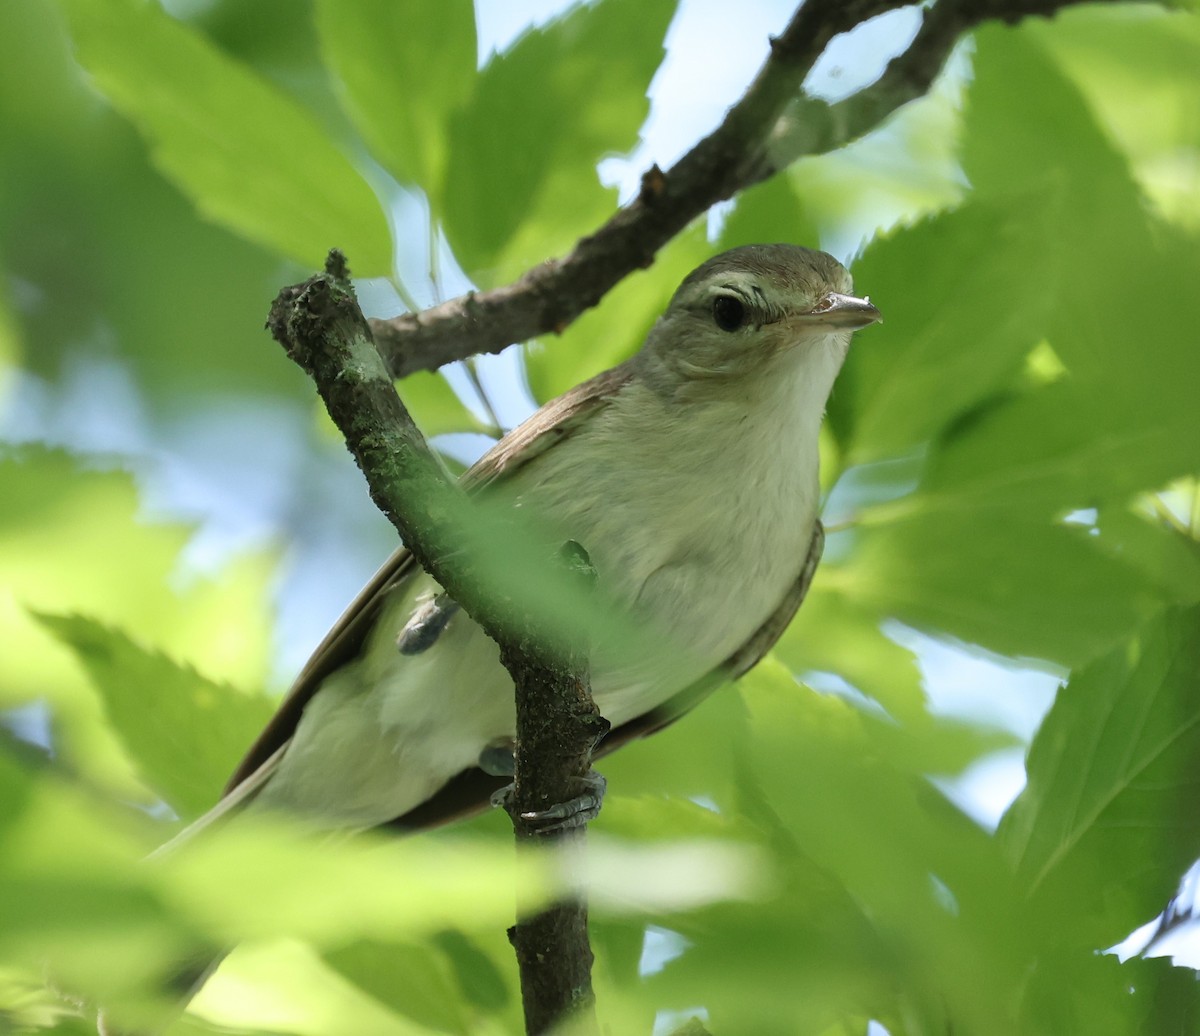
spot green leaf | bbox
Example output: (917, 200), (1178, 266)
(315, 0), (477, 201)
(962, 22), (1148, 383)
(34, 613), (274, 820)
(0, 448), (274, 798)
(441, 0), (676, 282)
(999, 604), (1200, 947)
(776, 583), (926, 724)
(1024, 6), (1200, 228)
(835, 508), (1158, 668)
(57, 0), (391, 273)
(717, 173), (820, 252)
(430, 929), (511, 1013)
(832, 194), (1056, 465)
(322, 938), (473, 1034)
(0, 754), (200, 1020)
(948, 26), (1200, 519)
(675, 662), (1034, 1035)
(0, 277), (19, 396)
(156, 824), (550, 947)
(397, 370), (494, 438)
(523, 223), (709, 403)
(1090, 503), (1200, 607)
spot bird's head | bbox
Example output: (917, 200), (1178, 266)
(638, 244), (880, 392)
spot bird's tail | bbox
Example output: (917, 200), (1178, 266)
(149, 743), (287, 860)
(94, 745), (289, 1034)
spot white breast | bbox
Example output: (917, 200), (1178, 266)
(256, 339), (845, 827)
(517, 354), (830, 724)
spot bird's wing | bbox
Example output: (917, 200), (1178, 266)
(385, 521), (826, 832)
(223, 360), (636, 796)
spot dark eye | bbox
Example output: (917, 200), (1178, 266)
(712, 295), (746, 332)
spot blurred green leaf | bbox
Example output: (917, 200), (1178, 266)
(916, 219), (1200, 521)
(322, 938), (473, 1034)
(832, 194), (1056, 464)
(56, 0), (392, 273)
(316, 0), (477, 203)
(1022, 6), (1200, 229)
(155, 825), (549, 948)
(1090, 503), (1200, 605)
(523, 223), (709, 403)
(962, 22), (1150, 383)
(0, 754), (199, 1023)
(0, 1), (317, 399)
(718, 173), (821, 252)
(35, 612), (274, 821)
(0, 279), (18, 400)
(777, 582), (927, 724)
(599, 666), (749, 810)
(442, 0), (676, 281)
(642, 891), (897, 1036)
(835, 508), (1158, 667)
(999, 604), (1200, 947)
(0, 448), (274, 797)
(737, 661), (1035, 1035)
(398, 370), (495, 439)
(430, 929), (511, 1014)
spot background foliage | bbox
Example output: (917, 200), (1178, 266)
(1, 0), (1199, 1033)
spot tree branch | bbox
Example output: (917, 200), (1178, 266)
(267, 252), (604, 1034)
(503, 541), (607, 1035)
(369, 0), (1147, 379)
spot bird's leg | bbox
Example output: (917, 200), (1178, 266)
(484, 710), (610, 832)
(490, 771), (607, 832)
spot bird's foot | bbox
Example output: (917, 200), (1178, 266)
(490, 770), (607, 832)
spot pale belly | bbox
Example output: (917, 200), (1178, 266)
(256, 510), (816, 828)
(256, 385), (823, 828)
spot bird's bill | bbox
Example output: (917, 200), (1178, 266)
(794, 292), (882, 330)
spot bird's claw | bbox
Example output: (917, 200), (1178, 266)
(491, 770), (607, 832)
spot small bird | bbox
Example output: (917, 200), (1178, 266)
(190, 244), (880, 839)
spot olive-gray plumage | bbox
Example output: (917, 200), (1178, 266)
(202, 245), (880, 834)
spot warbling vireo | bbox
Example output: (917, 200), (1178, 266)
(195, 244), (880, 836)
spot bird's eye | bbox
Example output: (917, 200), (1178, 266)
(712, 295), (746, 332)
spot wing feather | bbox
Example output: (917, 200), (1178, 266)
(224, 361), (635, 796)
(385, 521), (826, 832)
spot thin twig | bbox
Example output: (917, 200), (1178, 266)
(369, 0), (908, 376)
(368, 0), (1145, 379)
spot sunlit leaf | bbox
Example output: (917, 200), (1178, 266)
(316, 0), (477, 205)
(35, 612), (274, 820)
(0, 448), (274, 796)
(322, 938), (474, 1034)
(523, 223), (709, 403)
(999, 604), (1200, 947)
(57, 0), (392, 273)
(832, 193), (1056, 464)
(1022, 6), (1200, 229)
(442, 0), (676, 281)
(398, 370), (495, 438)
